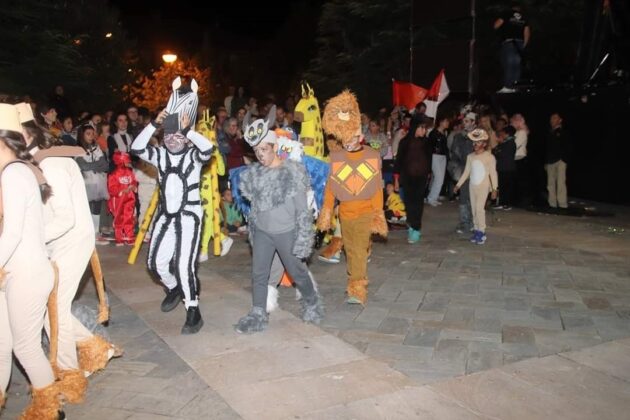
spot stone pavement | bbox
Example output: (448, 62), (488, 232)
(3, 201), (630, 419)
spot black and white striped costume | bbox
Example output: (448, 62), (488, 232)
(131, 78), (211, 309)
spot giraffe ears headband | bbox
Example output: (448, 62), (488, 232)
(301, 82), (314, 98)
(243, 105), (277, 147)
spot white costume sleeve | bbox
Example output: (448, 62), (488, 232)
(42, 160), (77, 243)
(0, 165), (30, 267)
(131, 123), (159, 166)
(186, 129), (213, 163)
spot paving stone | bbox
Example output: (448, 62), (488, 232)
(467, 342), (504, 374)
(377, 317), (411, 335)
(583, 296), (612, 310)
(533, 329), (603, 356)
(403, 327), (440, 348)
(561, 341), (630, 382)
(443, 307), (474, 322)
(439, 328), (501, 343)
(502, 326), (535, 345)
(433, 339), (469, 366)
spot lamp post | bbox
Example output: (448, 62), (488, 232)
(162, 52), (177, 64)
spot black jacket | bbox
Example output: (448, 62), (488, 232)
(545, 127), (571, 164)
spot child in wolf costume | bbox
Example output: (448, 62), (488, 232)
(131, 77), (213, 335)
(317, 91), (387, 305)
(233, 113), (323, 334)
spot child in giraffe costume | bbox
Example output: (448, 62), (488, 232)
(317, 90), (388, 305)
(294, 83), (325, 159)
(196, 109), (232, 261)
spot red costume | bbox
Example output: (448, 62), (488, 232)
(108, 151), (137, 244)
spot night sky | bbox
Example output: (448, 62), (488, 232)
(112, 1), (308, 57)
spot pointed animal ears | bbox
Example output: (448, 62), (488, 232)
(171, 76), (198, 93)
(301, 82), (314, 98)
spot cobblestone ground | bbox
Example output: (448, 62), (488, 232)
(3, 200), (629, 418)
(212, 201), (630, 384)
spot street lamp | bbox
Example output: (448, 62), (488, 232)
(162, 52), (177, 64)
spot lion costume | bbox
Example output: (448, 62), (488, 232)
(316, 90), (387, 305)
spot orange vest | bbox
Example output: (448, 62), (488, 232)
(329, 148), (382, 202)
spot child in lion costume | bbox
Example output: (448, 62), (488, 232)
(316, 91), (387, 305)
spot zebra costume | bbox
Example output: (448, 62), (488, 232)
(131, 77), (212, 334)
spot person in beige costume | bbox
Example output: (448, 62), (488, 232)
(17, 103), (121, 404)
(0, 104), (64, 419)
(455, 128), (498, 245)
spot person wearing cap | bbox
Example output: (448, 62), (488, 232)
(448, 111), (477, 233)
(454, 129), (498, 245)
(0, 104), (65, 419)
(16, 102), (122, 398)
(234, 111), (322, 334)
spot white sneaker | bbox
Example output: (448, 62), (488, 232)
(198, 253), (209, 263)
(266, 285), (279, 312)
(220, 236), (234, 257)
(237, 226), (248, 234)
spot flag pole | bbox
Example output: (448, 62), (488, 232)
(409, 0), (413, 81)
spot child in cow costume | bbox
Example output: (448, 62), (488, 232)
(131, 77), (212, 334)
(317, 90), (387, 305)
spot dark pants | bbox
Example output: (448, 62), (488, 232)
(515, 158), (531, 207)
(498, 170), (516, 206)
(251, 228), (316, 309)
(401, 175), (428, 231)
(500, 40), (524, 87)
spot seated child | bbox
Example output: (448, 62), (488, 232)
(385, 182), (406, 223)
(221, 188), (245, 235)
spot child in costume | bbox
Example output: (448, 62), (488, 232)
(108, 151), (138, 246)
(0, 104), (64, 419)
(385, 182), (406, 224)
(18, 102), (121, 404)
(316, 90), (388, 305)
(454, 128), (498, 245)
(131, 77), (213, 334)
(234, 114), (323, 334)
(220, 189), (244, 234)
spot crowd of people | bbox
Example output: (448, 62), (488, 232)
(0, 80), (571, 418)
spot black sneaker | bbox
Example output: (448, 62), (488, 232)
(181, 306), (204, 334)
(160, 287), (182, 312)
(58, 410), (66, 420)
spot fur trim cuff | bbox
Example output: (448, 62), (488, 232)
(57, 369), (87, 404)
(320, 237), (343, 258)
(20, 382), (63, 420)
(317, 206), (332, 232)
(371, 211), (388, 238)
(0, 390), (5, 409)
(347, 278), (369, 304)
(77, 335), (122, 375)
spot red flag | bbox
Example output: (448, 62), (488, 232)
(424, 69), (450, 118)
(392, 80), (427, 111)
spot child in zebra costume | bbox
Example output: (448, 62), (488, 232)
(131, 77), (213, 334)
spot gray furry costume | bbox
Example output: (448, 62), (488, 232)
(240, 159), (314, 259)
(234, 111), (323, 334)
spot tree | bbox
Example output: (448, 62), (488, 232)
(304, 0), (411, 113)
(128, 60), (212, 113)
(0, 0), (137, 111)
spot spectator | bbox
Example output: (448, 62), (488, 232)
(494, 3), (531, 93)
(492, 126), (517, 210)
(545, 112), (571, 209)
(426, 115), (450, 206)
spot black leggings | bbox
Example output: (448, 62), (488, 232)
(402, 175), (428, 231)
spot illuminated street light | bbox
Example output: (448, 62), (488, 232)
(105, 32), (112, 38)
(162, 52), (177, 64)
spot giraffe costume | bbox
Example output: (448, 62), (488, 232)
(294, 82), (325, 160)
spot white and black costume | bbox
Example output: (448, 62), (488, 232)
(131, 77), (211, 334)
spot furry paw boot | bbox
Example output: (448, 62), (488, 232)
(234, 307), (268, 334)
(20, 382), (64, 420)
(0, 390), (5, 411)
(56, 369), (87, 404)
(346, 278), (368, 305)
(300, 294), (325, 324)
(181, 306), (204, 335)
(77, 335), (123, 376)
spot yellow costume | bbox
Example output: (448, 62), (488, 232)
(294, 83), (324, 159)
(386, 192), (406, 217)
(196, 110), (226, 257)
